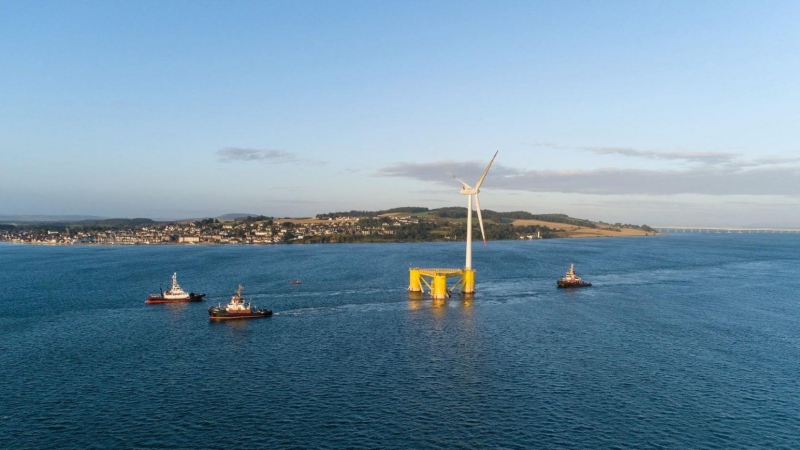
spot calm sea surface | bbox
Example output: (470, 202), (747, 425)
(1, 235), (799, 449)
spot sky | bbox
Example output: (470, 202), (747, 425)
(1, 0), (799, 227)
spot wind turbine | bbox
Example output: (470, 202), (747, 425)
(453, 151), (498, 270)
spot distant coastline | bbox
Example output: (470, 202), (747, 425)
(0, 233), (659, 247)
(0, 208), (656, 246)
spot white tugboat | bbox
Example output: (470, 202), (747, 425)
(557, 263), (592, 288)
(208, 285), (272, 320)
(146, 273), (205, 304)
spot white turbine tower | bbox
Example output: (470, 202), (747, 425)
(453, 151), (498, 270)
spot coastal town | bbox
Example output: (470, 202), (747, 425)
(0, 215), (408, 245)
(0, 209), (656, 245)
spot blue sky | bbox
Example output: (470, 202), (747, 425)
(1, 1), (799, 226)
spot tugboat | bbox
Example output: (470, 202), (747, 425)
(208, 285), (272, 320)
(145, 273), (205, 304)
(557, 263), (592, 288)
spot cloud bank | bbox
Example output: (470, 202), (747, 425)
(378, 160), (800, 196)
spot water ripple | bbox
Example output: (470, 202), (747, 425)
(1, 237), (800, 448)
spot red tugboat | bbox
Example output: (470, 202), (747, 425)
(208, 285), (272, 320)
(146, 273), (205, 304)
(557, 263), (592, 288)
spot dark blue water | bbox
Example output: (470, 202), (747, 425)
(2, 235), (799, 449)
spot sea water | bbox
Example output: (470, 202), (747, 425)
(1, 235), (799, 448)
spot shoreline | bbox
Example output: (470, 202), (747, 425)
(0, 233), (662, 247)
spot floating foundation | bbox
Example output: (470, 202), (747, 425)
(408, 268), (476, 299)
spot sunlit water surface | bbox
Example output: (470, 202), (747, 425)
(1, 235), (799, 448)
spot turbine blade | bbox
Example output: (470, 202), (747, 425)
(475, 151), (498, 190)
(475, 193), (487, 247)
(452, 175), (473, 190)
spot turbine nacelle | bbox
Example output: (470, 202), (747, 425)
(453, 176), (477, 195)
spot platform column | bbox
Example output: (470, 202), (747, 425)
(408, 269), (422, 293)
(432, 274), (449, 299)
(461, 269), (475, 295)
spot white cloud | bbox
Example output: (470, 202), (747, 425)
(529, 142), (738, 164)
(217, 148), (296, 163)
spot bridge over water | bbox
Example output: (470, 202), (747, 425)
(654, 227), (800, 234)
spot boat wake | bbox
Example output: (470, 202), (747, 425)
(274, 306), (345, 317)
(276, 298), (416, 317)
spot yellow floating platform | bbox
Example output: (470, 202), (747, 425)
(408, 267), (475, 299)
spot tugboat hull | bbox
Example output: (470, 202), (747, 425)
(145, 293), (206, 304)
(557, 281), (592, 288)
(208, 307), (273, 320)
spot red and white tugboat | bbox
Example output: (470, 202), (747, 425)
(557, 263), (592, 288)
(208, 285), (272, 320)
(146, 273), (205, 304)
